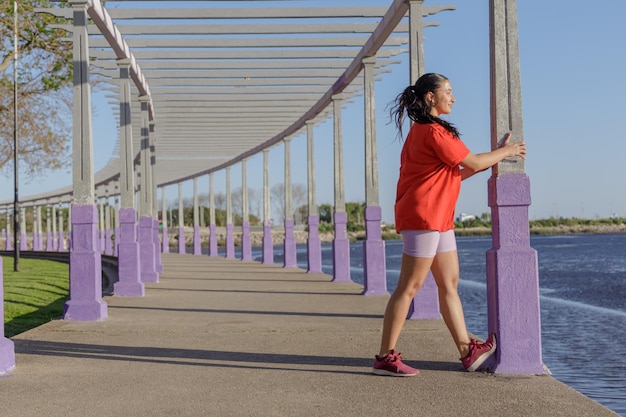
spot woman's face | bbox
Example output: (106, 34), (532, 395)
(428, 80), (455, 117)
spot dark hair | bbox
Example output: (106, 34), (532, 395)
(389, 73), (460, 138)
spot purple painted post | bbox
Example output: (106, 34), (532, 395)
(33, 228), (41, 251)
(241, 221), (252, 261)
(4, 229), (11, 251)
(225, 223), (235, 259)
(178, 226), (185, 254)
(0, 257), (15, 374)
(283, 219), (297, 268)
(407, 271), (440, 319)
(139, 216), (159, 283)
(114, 208), (144, 297)
(153, 219), (163, 273)
(46, 231), (53, 251)
(209, 224), (218, 256)
(307, 215), (322, 274)
(20, 231), (26, 251)
(262, 222), (273, 264)
(64, 204), (107, 321)
(162, 225), (169, 253)
(193, 225), (201, 255)
(487, 174), (545, 374)
(58, 230), (65, 252)
(332, 211), (351, 282)
(362, 206), (387, 295)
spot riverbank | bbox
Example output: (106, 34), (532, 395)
(166, 222), (626, 247)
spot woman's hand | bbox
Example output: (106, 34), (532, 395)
(499, 132), (526, 160)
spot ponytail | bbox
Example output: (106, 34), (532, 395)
(389, 73), (460, 139)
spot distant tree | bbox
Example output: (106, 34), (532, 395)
(270, 182), (306, 223)
(318, 203), (332, 223)
(0, 1), (73, 179)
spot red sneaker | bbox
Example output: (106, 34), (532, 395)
(461, 333), (497, 372)
(372, 349), (419, 377)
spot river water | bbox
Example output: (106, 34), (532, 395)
(240, 233), (625, 415)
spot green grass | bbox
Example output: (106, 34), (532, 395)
(2, 257), (69, 338)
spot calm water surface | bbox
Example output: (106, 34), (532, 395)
(247, 233), (625, 415)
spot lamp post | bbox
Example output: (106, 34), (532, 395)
(13, 0), (20, 272)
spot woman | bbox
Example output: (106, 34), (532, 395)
(373, 73), (526, 376)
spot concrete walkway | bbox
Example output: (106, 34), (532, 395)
(2, 254), (618, 417)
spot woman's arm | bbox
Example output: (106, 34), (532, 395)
(460, 133), (526, 173)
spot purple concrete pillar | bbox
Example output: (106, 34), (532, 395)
(362, 206), (387, 295)
(20, 232), (26, 251)
(241, 221), (252, 261)
(64, 204), (107, 321)
(46, 231), (53, 251)
(209, 224), (218, 256)
(225, 223), (235, 259)
(332, 211), (351, 282)
(58, 230), (65, 252)
(114, 208), (144, 297)
(139, 216), (158, 283)
(283, 219), (297, 268)
(153, 219), (163, 273)
(104, 228), (113, 255)
(262, 223), (273, 264)
(487, 174), (545, 374)
(5, 230), (11, 251)
(178, 226), (185, 254)
(307, 215), (322, 274)
(407, 271), (440, 319)
(193, 225), (201, 255)
(162, 225), (169, 253)
(0, 257), (15, 374)
(53, 232), (58, 251)
(33, 231), (41, 251)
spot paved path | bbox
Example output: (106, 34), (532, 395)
(1, 254), (618, 417)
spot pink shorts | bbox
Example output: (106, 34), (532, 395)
(400, 230), (457, 258)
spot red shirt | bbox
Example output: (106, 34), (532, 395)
(395, 122), (470, 232)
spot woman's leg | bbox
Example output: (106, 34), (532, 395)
(430, 250), (471, 357)
(378, 253), (434, 356)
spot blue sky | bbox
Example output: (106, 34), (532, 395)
(5, 0), (626, 224)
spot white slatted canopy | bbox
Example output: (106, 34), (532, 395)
(19, 0), (454, 204)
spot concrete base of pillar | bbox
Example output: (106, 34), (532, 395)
(332, 212), (351, 282)
(241, 222), (252, 261)
(225, 224), (235, 259)
(64, 204), (108, 321)
(262, 223), (273, 265)
(209, 224), (218, 256)
(20, 233), (27, 251)
(407, 271), (440, 319)
(193, 225), (202, 255)
(362, 206), (387, 295)
(0, 337), (15, 374)
(307, 215), (322, 274)
(153, 219), (163, 273)
(178, 226), (185, 254)
(487, 174), (545, 375)
(283, 219), (297, 268)
(114, 208), (144, 297)
(139, 216), (158, 283)
(58, 231), (65, 252)
(1, 257), (15, 373)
